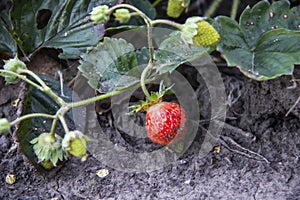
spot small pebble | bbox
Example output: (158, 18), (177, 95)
(5, 173), (16, 184)
(96, 169), (109, 178)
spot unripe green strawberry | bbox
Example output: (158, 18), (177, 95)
(90, 5), (110, 24)
(0, 118), (11, 134)
(62, 130), (89, 158)
(114, 8), (131, 23)
(146, 102), (186, 145)
(181, 18), (220, 46)
(167, 0), (186, 18)
(69, 138), (87, 157)
(40, 160), (54, 170)
(193, 21), (220, 46)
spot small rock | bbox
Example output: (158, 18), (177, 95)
(5, 173), (16, 184)
(96, 169), (109, 178)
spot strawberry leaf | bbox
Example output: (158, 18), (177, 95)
(10, 0), (116, 59)
(78, 37), (142, 92)
(215, 0), (300, 80)
(154, 31), (210, 74)
(0, 11), (16, 57)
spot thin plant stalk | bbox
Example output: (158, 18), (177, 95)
(10, 113), (55, 126)
(231, 0), (239, 20)
(204, 0), (223, 18)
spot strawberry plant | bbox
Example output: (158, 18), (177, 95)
(0, 0), (299, 173)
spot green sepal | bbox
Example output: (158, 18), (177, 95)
(2, 56), (27, 84)
(90, 5), (111, 24)
(30, 132), (65, 166)
(129, 81), (173, 113)
(114, 8), (131, 23)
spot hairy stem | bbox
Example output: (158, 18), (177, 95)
(59, 115), (70, 134)
(151, 19), (184, 30)
(0, 69), (44, 91)
(10, 113), (55, 126)
(19, 69), (66, 106)
(140, 62), (153, 100)
(68, 77), (159, 109)
(50, 118), (58, 136)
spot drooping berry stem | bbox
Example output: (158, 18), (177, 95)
(140, 61), (153, 100)
(151, 19), (183, 30)
(18, 69), (66, 106)
(9, 113), (55, 126)
(0, 69), (44, 91)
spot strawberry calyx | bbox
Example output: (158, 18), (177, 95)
(129, 82), (173, 113)
(130, 92), (163, 113)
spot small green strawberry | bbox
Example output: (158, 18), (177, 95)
(62, 130), (89, 158)
(0, 118), (11, 134)
(90, 5), (110, 24)
(181, 17), (220, 46)
(167, 0), (190, 18)
(114, 8), (131, 23)
(40, 160), (54, 170)
(193, 20), (220, 46)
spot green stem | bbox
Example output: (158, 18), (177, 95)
(231, 0), (239, 20)
(19, 69), (66, 106)
(151, 19), (184, 30)
(152, 0), (163, 7)
(49, 105), (69, 136)
(68, 77), (157, 109)
(49, 79), (155, 136)
(18, 69), (47, 88)
(140, 62), (152, 100)
(59, 115), (70, 134)
(50, 118), (58, 136)
(204, 0), (223, 18)
(10, 113), (55, 126)
(69, 87), (131, 109)
(0, 69), (44, 91)
(108, 4), (153, 61)
(108, 4), (155, 96)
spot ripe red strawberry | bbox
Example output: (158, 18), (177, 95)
(146, 102), (186, 145)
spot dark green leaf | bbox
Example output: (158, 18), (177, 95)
(78, 37), (141, 92)
(10, 0), (116, 59)
(136, 47), (150, 66)
(216, 0), (300, 80)
(0, 11), (16, 57)
(154, 31), (210, 74)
